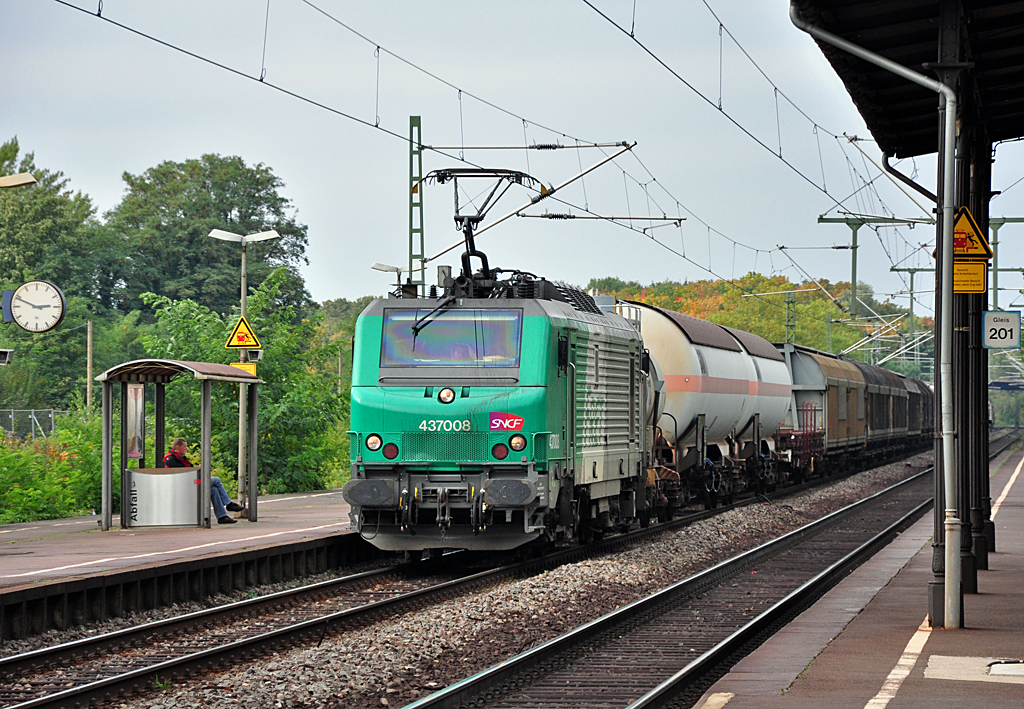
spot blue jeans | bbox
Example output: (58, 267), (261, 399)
(211, 475), (231, 519)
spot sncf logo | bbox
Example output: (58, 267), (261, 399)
(489, 412), (524, 431)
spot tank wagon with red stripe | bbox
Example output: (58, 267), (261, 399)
(633, 303), (794, 516)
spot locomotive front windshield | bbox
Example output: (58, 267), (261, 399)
(380, 308), (522, 368)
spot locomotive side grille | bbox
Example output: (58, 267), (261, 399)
(402, 432), (489, 461)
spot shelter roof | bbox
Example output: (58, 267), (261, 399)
(793, 1), (1024, 157)
(95, 359), (263, 384)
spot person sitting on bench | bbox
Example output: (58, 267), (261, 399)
(163, 437), (244, 524)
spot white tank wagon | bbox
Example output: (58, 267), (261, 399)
(630, 303), (793, 509)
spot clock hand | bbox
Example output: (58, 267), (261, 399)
(14, 296), (47, 310)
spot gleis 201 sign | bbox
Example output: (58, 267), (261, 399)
(490, 412), (525, 431)
(983, 311), (1021, 349)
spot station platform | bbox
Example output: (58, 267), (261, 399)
(0, 490), (353, 592)
(698, 439), (1024, 709)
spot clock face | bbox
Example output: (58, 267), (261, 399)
(11, 280), (66, 333)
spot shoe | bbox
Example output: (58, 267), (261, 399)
(226, 502), (245, 512)
(217, 516), (237, 524)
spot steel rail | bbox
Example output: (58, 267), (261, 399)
(0, 563), (409, 681)
(3, 439), (997, 709)
(401, 431), (1018, 709)
(2, 523), (699, 708)
(627, 498), (931, 709)
(401, 459), (968, 709)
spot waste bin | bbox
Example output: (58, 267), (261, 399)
(124, 467), (203, 527)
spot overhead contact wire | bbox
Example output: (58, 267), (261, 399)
(53, 0), (479, 169)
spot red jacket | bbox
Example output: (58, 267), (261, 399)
(163, 450), (193, 468)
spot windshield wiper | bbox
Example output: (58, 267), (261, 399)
(411, 295), (456, 338)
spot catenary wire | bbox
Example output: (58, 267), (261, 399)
(52, 0), (874, 324)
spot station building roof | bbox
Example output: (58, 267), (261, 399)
(792, 1), (1024, 157)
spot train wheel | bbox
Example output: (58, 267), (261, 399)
(405, 550), (423, 563)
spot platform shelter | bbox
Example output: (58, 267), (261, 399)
(95, 359), (262, 531)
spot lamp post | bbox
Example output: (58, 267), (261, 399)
(209, 228), (280, 511)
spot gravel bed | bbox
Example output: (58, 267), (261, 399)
(32, 454), (935, 709)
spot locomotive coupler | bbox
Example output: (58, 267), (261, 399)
(436, 488), (452, 531)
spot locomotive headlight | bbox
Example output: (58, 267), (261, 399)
(438, 387), (456, 404)
(366, 434), (383, 451)
(509, 434), (527, 452)
(492, 443), (509, 460)
(383, 442), (400, 460)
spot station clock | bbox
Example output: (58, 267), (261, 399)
(10, 280), (66, 333)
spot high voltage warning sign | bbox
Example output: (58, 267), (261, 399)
(225, 316), (261, 349)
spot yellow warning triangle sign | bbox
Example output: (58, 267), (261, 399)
(225, 316), (261, 349)
(952, 206), (993, 259)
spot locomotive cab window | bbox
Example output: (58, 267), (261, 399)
(380, 308), (523, 368)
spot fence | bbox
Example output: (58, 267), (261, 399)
(0, 410), (67, 439)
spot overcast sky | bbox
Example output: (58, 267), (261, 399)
(4, 1), (1024, 318)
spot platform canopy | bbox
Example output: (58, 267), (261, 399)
(792, 1), (1024, 157)
(96, 359), (263, 385)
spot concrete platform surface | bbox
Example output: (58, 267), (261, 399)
(697, 438), (1024, 709)
(0, 490), (353, 592)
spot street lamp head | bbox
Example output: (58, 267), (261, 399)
(209, 229), (244, 242)
(372, 262), (405, 274)
(208, 228), (281, 245)
(243, 230), (281, 243)
(0, 172), (37, 189)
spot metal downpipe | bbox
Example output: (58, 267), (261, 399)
(789, 4), (960, 628)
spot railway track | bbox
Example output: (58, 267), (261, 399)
(0, 562), (475, 709)
(1, 438), (1009, 709)
(405, 471), (934, 709)
(403, 433), (1018, 709)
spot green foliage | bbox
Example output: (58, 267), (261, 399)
(0, 137), (102, 298)
(588, 272), (924, 369)
(0, 408), (105, 523)
(103, 153), (313, 318)
(991, 390), (1024, 428)
(139, 269), (347, 493)
(0, 140), (357, 517)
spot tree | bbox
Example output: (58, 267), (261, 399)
(140, 269), (346, 493)
(104, 154), (313, 318)
(0, 137), (104, 301)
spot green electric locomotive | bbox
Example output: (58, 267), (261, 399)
(343, 273), (650, 552)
